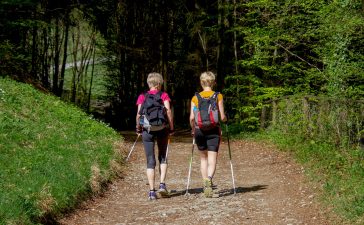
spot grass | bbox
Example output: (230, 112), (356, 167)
(238, 128), (364, 224)
(0, 77), (124, 224)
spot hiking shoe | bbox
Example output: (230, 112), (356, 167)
(203, 178), (213, 198)
(148, 190), (157, 200)
(158, 183), (169, 198)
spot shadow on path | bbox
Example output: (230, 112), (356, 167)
(219, 185), (268, 197)
(164, 185), (267, 198)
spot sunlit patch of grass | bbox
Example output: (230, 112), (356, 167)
(0, 77), (124, 224)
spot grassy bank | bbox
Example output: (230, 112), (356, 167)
(0, 78), (124, 224)
(236, 128), (364, 224)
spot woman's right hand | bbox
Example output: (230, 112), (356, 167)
(191, 127), (195, 137)
(136, 125), (142, 134)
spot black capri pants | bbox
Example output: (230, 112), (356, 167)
(142, 128), (169, 169)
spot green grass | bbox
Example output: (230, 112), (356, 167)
(240, 128), (364, 224)
(0, 78), (123, 224)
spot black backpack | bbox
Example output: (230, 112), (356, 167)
(193, 92), (219, 130)
(139, 91), (167, 131)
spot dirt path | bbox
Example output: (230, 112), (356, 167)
(59, 130), (337, 225)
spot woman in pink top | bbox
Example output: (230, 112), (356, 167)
(136, 72), (174, 200)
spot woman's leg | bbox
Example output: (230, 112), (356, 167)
(143, 131), (156, 191)
(200, 150), (213, 197)
(159, 164), (167, 183)
(207, 151), (218, 178)
(157, 129), (169, 184)
(199, 150), (208, 179)
(205, 127), (221, 180)
(194, 129), (208, 180)
(146, 169), (155, 191)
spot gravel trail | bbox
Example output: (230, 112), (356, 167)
(59, 130), (338, 225)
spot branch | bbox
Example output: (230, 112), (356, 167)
(274, 42), (323, 74)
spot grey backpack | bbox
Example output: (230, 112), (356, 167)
(193, 92), (219, 130)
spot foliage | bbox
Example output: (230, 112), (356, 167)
(0, 78), (123, 224)
(315, 1), (364, 98)
(229, 90), (364, 222)
(255, 128), (364, 223)
(224, 0), (364, 130)
(224, 70), (290, 130)
(251, 94), (364, 222)
(2, 0), (363, 130)
(0, 41), (30, 78)
(271, 96), (363, 147)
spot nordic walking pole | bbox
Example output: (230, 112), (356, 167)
(165, 137), (171, 163)
(126, 133), (141, 161)
(225, 123), (237, 194)
(185, 138), (195, 195)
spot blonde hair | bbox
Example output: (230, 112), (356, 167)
(147, 72), (163, 88)
(200, 71), (216, 88)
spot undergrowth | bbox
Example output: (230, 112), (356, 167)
(236, 128), (364, 224)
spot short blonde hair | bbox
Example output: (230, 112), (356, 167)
(147, 72), (163, 88)
(200, 71), (216, 88)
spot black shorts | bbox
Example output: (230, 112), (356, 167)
(194, 127), (221, 152)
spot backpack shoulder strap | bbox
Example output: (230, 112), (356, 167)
(155, 91), (163, 100)
(153, 91), (165, 106)
(195, 92), (203, 100)
(139, 91), (149, 114)
(195, 92), (203, 108)
(210, 92), (219, 103)
(143, 91), (149, 99)
(211, 92), (219, 100)
(211, 92), (220, 111)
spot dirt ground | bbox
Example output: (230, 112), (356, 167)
(59, 130), (340, 225)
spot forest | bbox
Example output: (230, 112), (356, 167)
(1, 0), (363, 130)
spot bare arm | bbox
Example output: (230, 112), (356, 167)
(189, 102), (195, 133)
(136, 104), (142, 133)
(218, 99), (227, 123)
(164, 100), (174, 131)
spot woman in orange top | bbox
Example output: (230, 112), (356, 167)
(189, 71), (227, 197)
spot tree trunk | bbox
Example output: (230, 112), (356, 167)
(87, 46), (96, 112)
(233, 0), (238, 74)
(41, 27), (50, 88)
(161, 4), (169, 92)
(31, 13), (38, 79)
(70, 25), (79, 103)
(260, 105), (267, 129)
(58, 18), (69, 97)
(52, 18), (60, 94)
(272, 99), (277, 126)
(303, 97), (310, 135)
(217, 0), (225, 86)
